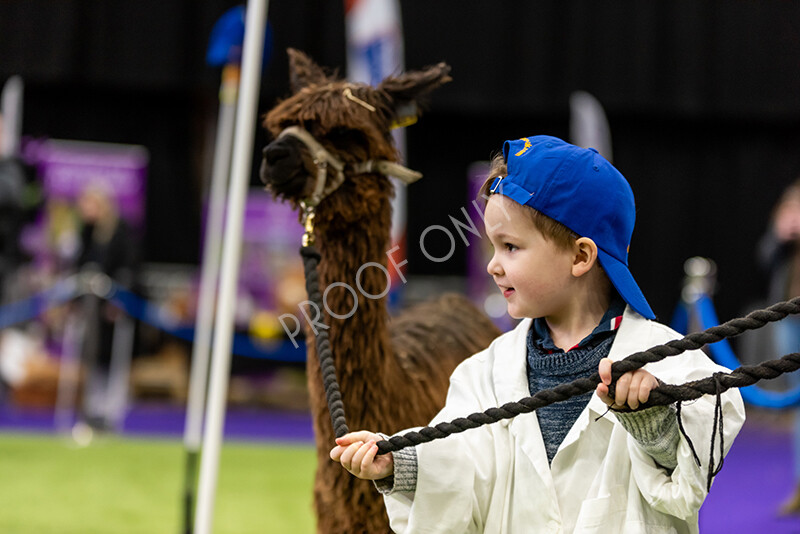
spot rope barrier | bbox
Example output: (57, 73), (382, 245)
(0, 271), (304, 362)
(106, 283), (305, 362)
(293, 232), (800, 455)
(293, 230), (800, 455)
(374, 297), (800, 455)
(691, 294), (800, 409)
(0, 276), (81, 329)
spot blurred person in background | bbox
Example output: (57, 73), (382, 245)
(758, 177), (800, 515)
(75, 183), (139, 431)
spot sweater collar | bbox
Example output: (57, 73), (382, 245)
(530, 293), (626, 353)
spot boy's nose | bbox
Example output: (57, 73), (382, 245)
(486, 254), (502, 277)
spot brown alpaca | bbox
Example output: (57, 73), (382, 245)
(260, 49), (501, 533)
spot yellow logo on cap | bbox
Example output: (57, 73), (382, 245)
(515, 137), (532, 156)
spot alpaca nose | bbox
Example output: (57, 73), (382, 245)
(263, 143), (290, 166)
(260, 140), (295, 186)
(259, 135), (308, 191)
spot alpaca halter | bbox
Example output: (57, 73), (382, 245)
(277, 125), (423, 211)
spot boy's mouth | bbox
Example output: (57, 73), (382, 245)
(502, 287), (515, 298)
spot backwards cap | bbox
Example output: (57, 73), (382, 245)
(489, 135), (655, 320)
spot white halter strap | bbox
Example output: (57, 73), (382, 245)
(277, 125), (423, 208)
(278, 126), (345, 208)
(351, 160), (422, 185)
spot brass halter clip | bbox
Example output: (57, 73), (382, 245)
(301, 202), (316, 247)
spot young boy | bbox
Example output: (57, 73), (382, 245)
(331, 135), (745, 533)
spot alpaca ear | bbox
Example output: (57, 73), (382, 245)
(287, 48), (329, 93)
(378, 63), (452, 126)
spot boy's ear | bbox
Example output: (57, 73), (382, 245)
(572, 237), (599, 277)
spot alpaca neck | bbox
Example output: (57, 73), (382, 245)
(315, 202), (394, 379)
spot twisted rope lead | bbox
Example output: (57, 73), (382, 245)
(296, 239), (800, 454)
(301, 245), (349, 438)
(376, 297), (800, 455)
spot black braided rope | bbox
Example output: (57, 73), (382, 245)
(296, 242), (800, 454)
(300, 245), (349, 438)
(375, 297), (800, 454)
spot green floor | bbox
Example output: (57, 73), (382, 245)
(0, 432), (316, 534)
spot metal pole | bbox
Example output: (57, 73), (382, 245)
(182, 64), (239, 534)
(193, 1), (268, 532)
(53, 306), (85, 435)
(105, 313), (135, 431)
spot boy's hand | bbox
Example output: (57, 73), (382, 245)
(596, 358), (659, 410)
(329, 430), (394, 480)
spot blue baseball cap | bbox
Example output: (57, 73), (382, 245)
(489, 135), (655, 320)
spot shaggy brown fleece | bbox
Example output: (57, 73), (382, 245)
(261, 49), (501, 534)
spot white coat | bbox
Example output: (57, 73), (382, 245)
(384, 307), (746, 533)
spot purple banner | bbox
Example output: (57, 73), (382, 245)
(17, 138), (148, 271)
(32, 139), (148, 228)
(204, 189), (305, 316)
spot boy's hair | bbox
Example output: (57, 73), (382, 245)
(478, 153), (578, 251)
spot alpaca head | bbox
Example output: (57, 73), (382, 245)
(260, 49), (451, 232)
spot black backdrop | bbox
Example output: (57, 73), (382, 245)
(2, 0), (800, 321)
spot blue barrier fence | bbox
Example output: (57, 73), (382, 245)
(674, 294), (800, 409)
(0, 274), (306, 363)
(0, 277), (81, 330)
